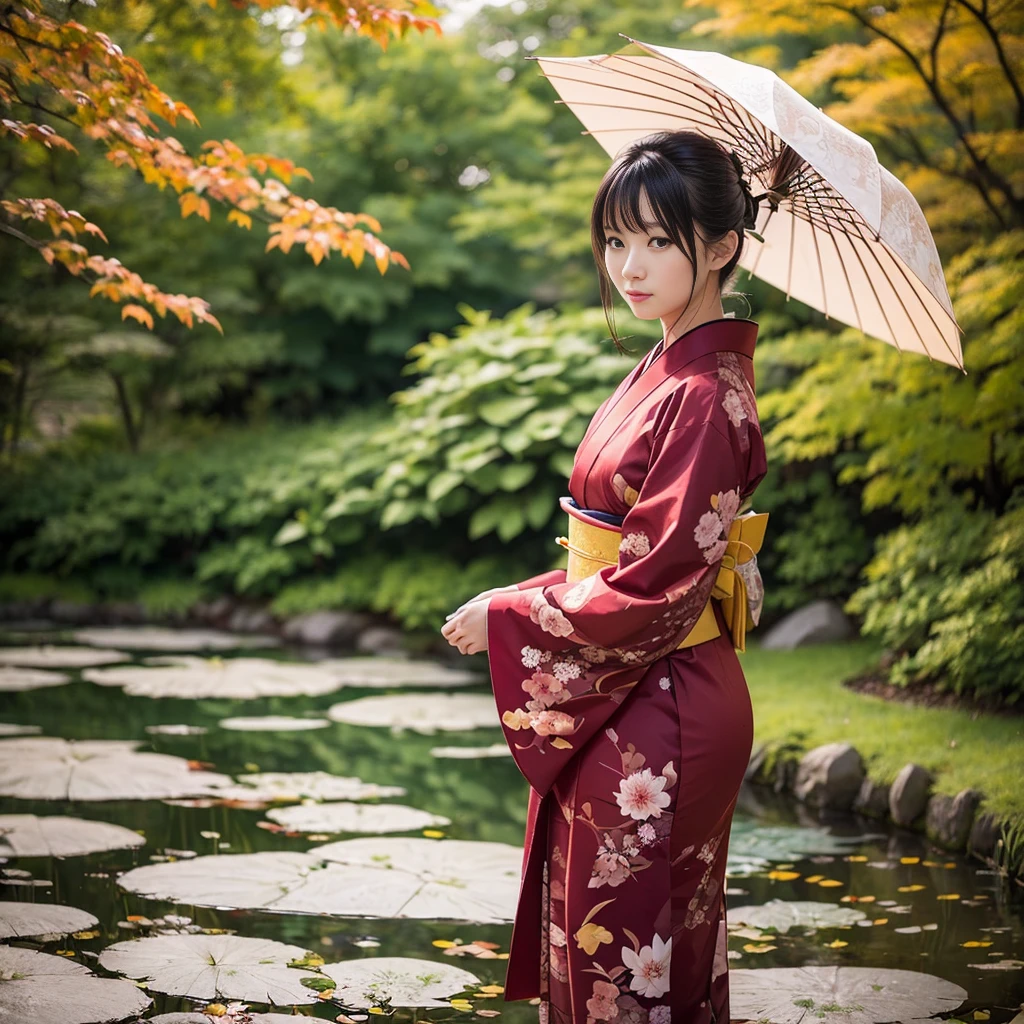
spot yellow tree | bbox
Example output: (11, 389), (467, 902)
(0, 0), (441, 333)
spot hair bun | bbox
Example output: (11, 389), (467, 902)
(726, 151), (760, 232)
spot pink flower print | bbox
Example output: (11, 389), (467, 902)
(661, 760), (677, 789)
(649, 1006), (671, 1024)
(615, 768), (672, 820)
(520, 646), (542, 669)
(619, 531), (651, 560)
(529, 709), (576, 737)
(550, 922), (567, 948)
(586, 980), (621, 1021)
(550, 878), (566, 900)
(551, 658), (581, 683)
(722, 388), (747, 428)
(702, 537), (728, 565)
(615, 995), (650, 1024)
(621, 933), (671, 999)
(522, 670), (566, 708)
(579, 645), (608, 663)
(637, 822), (656, 846)
(562, 572), (597, 612)
(589, 833), (632, 889)
(715, 488), (741, 530)
(658, 676), (671, 690)
(694, 509), (723, 550)
(529, 592), (575, 638)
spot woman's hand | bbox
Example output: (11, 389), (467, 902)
(444, 584), (517, 623)
(441, 597), (491, 655)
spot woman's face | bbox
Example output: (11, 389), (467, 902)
(603, 188), (732, 326)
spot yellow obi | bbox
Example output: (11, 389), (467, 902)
(555, 498), (769, 652)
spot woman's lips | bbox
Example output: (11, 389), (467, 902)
(625, 290), (652, 301)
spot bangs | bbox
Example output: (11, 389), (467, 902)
(594, 150), (698, 265)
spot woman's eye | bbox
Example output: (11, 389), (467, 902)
(650, 236), (671, 249)
(606, 238), (623, 249)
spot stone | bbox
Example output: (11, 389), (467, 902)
(228, 606), (277, 635)
(853, 777), (891, 819)
(759, 599), (856, 650)
(102, 601), (147, 624)
(192, 596), (235, 627)
(925, 788), (982, 850)
(968, 810), (1001, 858)
(793, 742), (864, 810)
(744, 742), (768, 782)
(356, 625), (407, 655)
(889, 762), (934, 826)
(282, 610), (369, 647)
(773, 755), (798, 794)
(49, 600), (97, 624)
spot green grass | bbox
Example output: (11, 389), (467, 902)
(741, 639), (1024, 827)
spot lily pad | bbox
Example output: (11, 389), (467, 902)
(266, 801), (450, 834)
(0, 814), (146, 857)
(119, 838), (522, 922)
(728, 900), (866, 933)
(320, 656), (483, 689)
(145, 723), (209, 736)
(0, 737), (231, 800)
(219, 715), (330, 731)
(233, 771), (406, 802)
(729, 966), (966, 1023)
(72, 626), (279, 650)
(320, 956), (479, 1008)
(84, 655), (343, 699)
(0, 666), (71, 691)
(0, 722), (42, 735)
(726, 821), (878, 876)
(430, 743), (511, 759)
(0, 901), (98, 941)
(98, 934), (322, 1005)
(327, 693), (499, 734)
(0, 946), (152, 1024)
(0, 645), (129, 668)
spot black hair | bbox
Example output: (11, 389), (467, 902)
(590, 129), (759, 354)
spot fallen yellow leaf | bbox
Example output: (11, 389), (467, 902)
(936, 893), (960, 900)
(818, 879), (844, 888)
(962, 941), (994, 948)
(899, 856), (920, 864)
(897, 884), (926, 892)
(826, 939), (848, 948)
(804, 875), (825, 883)
(742, 943), (777, 953)
(432, 940), (456, 948)
(767, 869), (800, 881)
(423, 830), (445, 839)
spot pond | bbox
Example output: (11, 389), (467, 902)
(1, 624), (1022, 1023)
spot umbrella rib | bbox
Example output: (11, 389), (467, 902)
(591, 56), (771, 165)
(845, 212), (963, 367)
(555, 98), (748, 139)
(809, 198), (866, 334)
(612, 52), (781, 173)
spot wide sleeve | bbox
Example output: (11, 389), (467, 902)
(486, 392), (760, 797)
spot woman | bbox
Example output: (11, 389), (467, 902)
(441, 129), (768, 1024)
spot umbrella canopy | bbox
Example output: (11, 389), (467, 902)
(528, 38), (964, 371)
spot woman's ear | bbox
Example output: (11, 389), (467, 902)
(708, 229), (740, 272)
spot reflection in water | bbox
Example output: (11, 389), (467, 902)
(0, 630), (1022, 1021)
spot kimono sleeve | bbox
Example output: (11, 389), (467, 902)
(487, 414), (749, 656)
(486, 398), (757, 797)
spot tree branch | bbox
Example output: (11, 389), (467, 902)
(952, 0), (1024, 128)
(822, 0), (1024, 227)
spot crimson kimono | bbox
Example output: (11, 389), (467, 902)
(486, 317), (767, 1024)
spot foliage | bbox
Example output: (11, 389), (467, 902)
(0, 1), (426, 323)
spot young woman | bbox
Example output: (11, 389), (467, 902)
(441, 129), (768, 1024)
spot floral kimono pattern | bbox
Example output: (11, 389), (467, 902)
(486, 317), (768, 1023)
